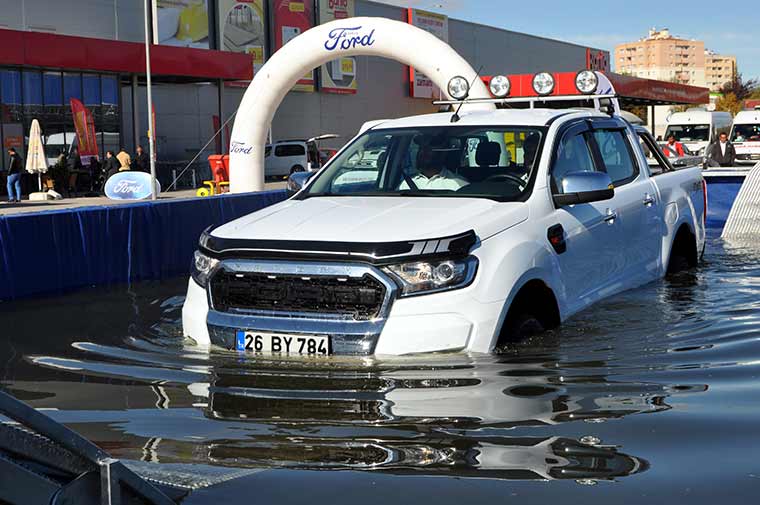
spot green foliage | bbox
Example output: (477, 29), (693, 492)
(715, 93), (743, 116)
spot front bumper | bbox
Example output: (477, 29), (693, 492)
(181, 266), (504, 356)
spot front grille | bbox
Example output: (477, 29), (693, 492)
(737, 154), (760, 160)
(210, 270), (387, 320)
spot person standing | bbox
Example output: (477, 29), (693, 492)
(663, 134), (686, 158)
(707, 132), (736, 167)
(5, 147), (23, 203)
(104, 151), (121, 182)
(132, 145), (149, 173)
(116, 148), (131, 172)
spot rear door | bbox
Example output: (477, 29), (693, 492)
(588, 119), (662, 285)
(547, 121), (620, 310)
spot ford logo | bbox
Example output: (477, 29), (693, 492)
(104, 171), (161, 200)
(324, 26), (376, 52)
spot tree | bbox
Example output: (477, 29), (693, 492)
(719, 73), (759, 101)
(748, 87), (760, 100)
(715, 92), (743, 116)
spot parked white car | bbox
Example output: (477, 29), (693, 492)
(183, 78), (706, 356)
(731, 107), (760, 164)
(264, 135), (339, 178)
(664, 109), (732, 156)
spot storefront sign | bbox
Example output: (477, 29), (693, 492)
(586, 48), (610, 72)
(318, 0), (357, 94)
(406, 8), (449, 99)
(219, 0), (267, 74)
(272, 0), (315, 92)
(104, 172), (161, 200)
(154, 0), (210, 49)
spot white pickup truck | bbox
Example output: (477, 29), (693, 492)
(183, 85), (706, 356)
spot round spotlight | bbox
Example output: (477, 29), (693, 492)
(489, 75), (511, 98)
(447, 76), (470, 100)
(532, 72), (555, 96)
(575, 70), (599, 94)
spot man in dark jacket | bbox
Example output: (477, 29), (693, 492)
(103, 151), (121, 185)
(132, 145), (150, 173)
(707, 132), (737, 167)
(5, 147), (23, 203)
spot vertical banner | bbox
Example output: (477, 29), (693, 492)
(70, 99), (99, 161)
(406, 8), (449, 99)
(154, 0), (210, 49)
(219, 0), (267, 74)
(271, 0), (315, 92)
(318, 0), (356, 94)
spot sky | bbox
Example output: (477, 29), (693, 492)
(374, 0), (760, 81)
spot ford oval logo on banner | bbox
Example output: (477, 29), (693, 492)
(104, 172), (161, 200)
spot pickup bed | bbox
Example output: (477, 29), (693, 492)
(183, 108), (706, 356)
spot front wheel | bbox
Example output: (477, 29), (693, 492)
(196, 187), (211, 197)
(505, 313), (545, 340)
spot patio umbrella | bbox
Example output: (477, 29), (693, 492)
(25, 119), (47, 191)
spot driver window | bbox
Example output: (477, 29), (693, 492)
(552, 132), (597, 192)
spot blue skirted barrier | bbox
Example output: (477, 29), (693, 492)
(705, 177), (743, 232)
(0, 191), (287, 301)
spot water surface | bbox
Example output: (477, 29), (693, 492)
(2, 237), (760, 503)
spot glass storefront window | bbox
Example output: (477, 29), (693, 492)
(1, 70), (24, 172)
(83, 74), (101, 106)
(23, 71), (43, 119)
(43, 72), (63, 106)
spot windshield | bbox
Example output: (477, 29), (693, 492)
(731, 124), (760, 142)
(301, 126), (544, 201)
(664, 124), (710, 142)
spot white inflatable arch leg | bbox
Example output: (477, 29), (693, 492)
(229, 16), (495, 193)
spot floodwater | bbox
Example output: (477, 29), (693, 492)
(2, 237), (760, 504)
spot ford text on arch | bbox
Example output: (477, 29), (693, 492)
(324, 26), (376, 52)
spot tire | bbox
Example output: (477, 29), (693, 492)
(196, 187), (211, 197)
(290, 165), (305, 175)
(667, 253), (691, 275)
(505, 312), (546, 340)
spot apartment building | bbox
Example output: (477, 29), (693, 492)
(705, 52), (737, 90)
(615, 29), (706, 87)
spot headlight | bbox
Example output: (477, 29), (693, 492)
(489, 75), (511, 98)
(447, 76), (470, 100)
(575, 70), (598, 94)
(191, 250), (219, 288)
(384, 256), (478, 296)
(532, 72), (555, 96)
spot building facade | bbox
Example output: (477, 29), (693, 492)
(0, 0), (609, 176)
(615, 28), (735, 91)
(705, 52), (736, 91)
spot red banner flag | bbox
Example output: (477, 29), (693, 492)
(69, 98), (99, 158)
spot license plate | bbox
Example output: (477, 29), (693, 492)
(235, 331), (331, 355)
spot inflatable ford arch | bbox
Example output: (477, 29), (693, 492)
(229, 17), (495, 193)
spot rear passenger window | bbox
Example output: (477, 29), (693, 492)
(552, 133), (597, 192)
(592, 130), (638, 185)
(275, 144), (305, 157)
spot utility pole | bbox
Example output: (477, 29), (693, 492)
(144, 0), (157, 200)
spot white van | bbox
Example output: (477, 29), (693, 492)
(264, 135), (339, 178)
(731, 107), (760, 164)
(664, 108), (732, 156)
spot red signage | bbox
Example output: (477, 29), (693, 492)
(69, 98), (99, 157)
(586, 48), (610, 72)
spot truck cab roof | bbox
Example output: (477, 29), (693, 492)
(367, 108), (608, 131)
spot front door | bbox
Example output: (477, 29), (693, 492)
(547, 122), (620, 313)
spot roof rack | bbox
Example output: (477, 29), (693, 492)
(434, 94), (620, 115)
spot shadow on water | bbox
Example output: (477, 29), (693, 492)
(2, 237), (760, 503)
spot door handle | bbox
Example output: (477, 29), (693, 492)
(604, 208), (618, 224)
(643, 193), (655, 207)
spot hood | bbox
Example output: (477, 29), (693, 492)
(212, 196), (528, 243)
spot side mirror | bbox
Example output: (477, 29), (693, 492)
(553, 171), (614, 206)
(286, 170), (315, 196)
